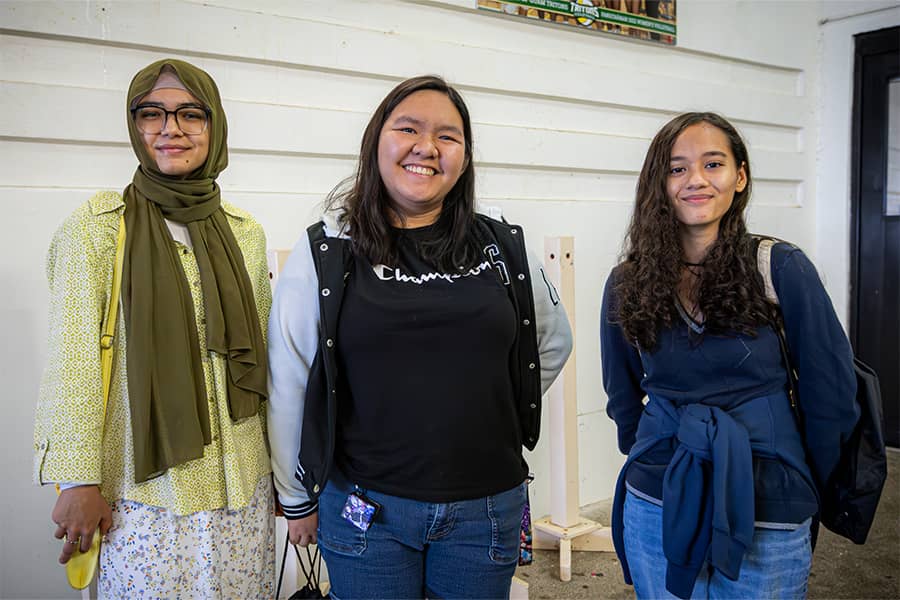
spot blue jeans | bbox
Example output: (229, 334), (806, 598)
(623, 491), (812, 599)
(317, 471), (526, 599)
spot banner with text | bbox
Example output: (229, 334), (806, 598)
(477, 0), (676, 46)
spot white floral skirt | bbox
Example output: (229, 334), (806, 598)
(98, 477), (275, 599)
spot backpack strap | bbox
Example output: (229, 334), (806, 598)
(753, 234), (799, 412)
(755, 237), (779, 304)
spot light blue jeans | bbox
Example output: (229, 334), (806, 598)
(623, 490), (812, 599)
(317, 470), (526, 599)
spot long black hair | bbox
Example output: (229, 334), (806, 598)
(326, 75), (482, 272)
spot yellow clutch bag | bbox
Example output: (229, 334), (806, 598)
(66, 527), (102, 590)
(62, 215), (125, 590)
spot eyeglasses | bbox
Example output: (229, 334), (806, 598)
(131, 104), (210, 135)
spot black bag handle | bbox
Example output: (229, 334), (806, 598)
(275, 530), (323, 599)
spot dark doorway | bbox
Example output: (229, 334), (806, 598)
(850, 26), (899, 448)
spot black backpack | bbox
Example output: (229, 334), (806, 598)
(753, 235), (887, 544)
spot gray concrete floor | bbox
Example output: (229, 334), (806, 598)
(516, 450), (899, 599)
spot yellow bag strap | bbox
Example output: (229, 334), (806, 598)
(100, 215), (126, 420)
(55, 215), (125, 497)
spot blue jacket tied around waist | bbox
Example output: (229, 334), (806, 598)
(612, 392), (812, 599)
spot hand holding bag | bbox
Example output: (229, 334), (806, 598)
(275, 527), (325, 599)
(62, 215), (126, 590)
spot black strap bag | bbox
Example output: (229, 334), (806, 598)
(274, 528), (325, 599)
(754, 235), (887, 544)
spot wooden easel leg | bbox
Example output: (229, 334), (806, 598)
(559, 538), (572, 582)
(510, 575), (530, 599)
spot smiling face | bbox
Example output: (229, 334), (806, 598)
(376, 90), (468, 227)
(667, 122), (747, 237)
(137, 87), (210, 177)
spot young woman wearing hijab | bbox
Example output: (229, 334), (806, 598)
(34, 59), (274, 597)
(600, 112), (859, 599)
(267, 75), (573, 599)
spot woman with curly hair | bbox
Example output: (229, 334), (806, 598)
(600, 112), (858, 599)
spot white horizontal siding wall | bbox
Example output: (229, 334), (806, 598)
(1, 1), (824, 597)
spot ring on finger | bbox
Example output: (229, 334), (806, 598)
(64, 535), (79, 545)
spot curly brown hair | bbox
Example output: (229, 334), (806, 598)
(614, 112), (776, 350)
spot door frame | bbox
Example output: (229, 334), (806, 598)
(849, 25), (899, 348)
(849, 25), (899, 447)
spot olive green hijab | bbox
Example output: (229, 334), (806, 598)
(122, 58), (267, 483)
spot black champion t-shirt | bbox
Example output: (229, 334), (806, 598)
(334, 225), (528, 502)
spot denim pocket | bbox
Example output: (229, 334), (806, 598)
(486, 482), (527, 564)
(747, 519), (812, 597)
(317, 484), (367, 557)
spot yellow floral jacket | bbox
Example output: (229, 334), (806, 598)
(34, 191), (272, 515)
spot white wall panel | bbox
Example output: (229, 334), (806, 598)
(3, 32), (802, 157)
(0, 2), (829, 597)
(1, 81), (805, 200)
(1, 1), (806, 124)
(206, 0), (804, 96)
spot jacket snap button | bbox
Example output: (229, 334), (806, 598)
(313, 484), (320, 493)
(326, 338), (334, 348)
(320, 243), (328, 252)
(528, 362), (536, 369)
(530, 403), (537, 409)
(511, 228), (517, 234)
(518, 273), (525, 281)
(321, 288), (330, 296)
(522, 319), (530, 326)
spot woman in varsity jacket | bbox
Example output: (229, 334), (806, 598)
(599, 112), (859, 599)
(267, 75), (572, 599)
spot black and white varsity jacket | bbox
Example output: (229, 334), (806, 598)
(267, 213), (572, 519)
